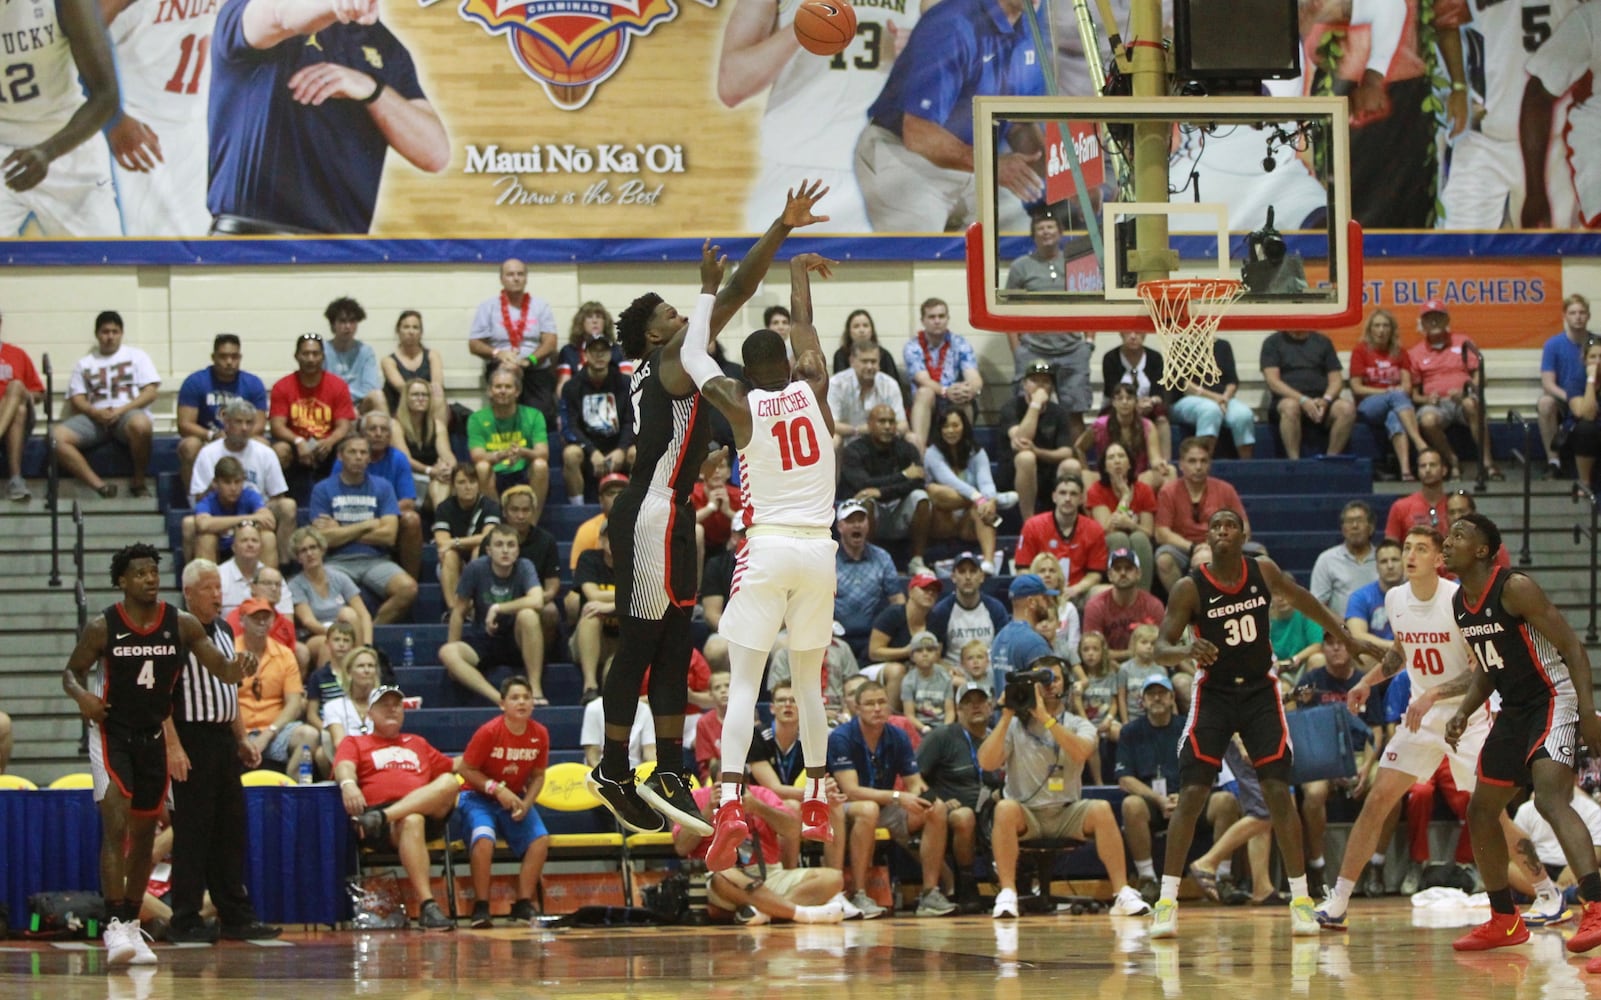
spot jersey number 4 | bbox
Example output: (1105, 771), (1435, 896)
(1221, 615), (1257, 646)
(770, 418), (821, 470)
(135, 659), (156, 689)
(165, 34), (210, 95)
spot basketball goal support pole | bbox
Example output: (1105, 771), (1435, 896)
(1127, 0), (1177, 283)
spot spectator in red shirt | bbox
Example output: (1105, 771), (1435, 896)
(0, 315), (44, 501)
(1084, 442), (1158, 591)
(1015, 478), (1108, 603)
(695, 669), (732, 782)
(1383, 448), (1450, 543)
(334, 685), (459, 931)
(1349, 309), (1429, 480)
(691, 450), (743, 555)
(1082, 548), (1166, 663)
(1407, 301), (1499, 481)
(1152, 438), (1254, 594)
(454, 676), (551, 927)
(269, 333), (357, 481)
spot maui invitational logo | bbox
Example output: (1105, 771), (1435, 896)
(446, 0), (702, 111)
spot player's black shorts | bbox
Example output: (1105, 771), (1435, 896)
(610, 490), (697, 621)
(1178, 674), (1293, 786)
(1478, 695), (1579, 788)
(91, 721), (169, 815)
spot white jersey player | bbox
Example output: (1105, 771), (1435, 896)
(1315, 524), (1549, 930)
(680, 243), (842, 872)
(0, 0), (121, 235)
(104, 0), (218, 235)
(1440, 0), (1581, 229)
(718, 0), (927, 232)
(1522, 2), (1601, 228)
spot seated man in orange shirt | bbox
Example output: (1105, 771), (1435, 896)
(334, 685), (460, 931)
(235, 598), (319, 776)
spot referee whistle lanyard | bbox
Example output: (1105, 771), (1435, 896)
(917, 332), (950, 385)
(500, 292), (532, 351)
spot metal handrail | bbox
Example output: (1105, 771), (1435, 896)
(74, 577), (88, 754)
(1573, 483), (1599, 644)
(1506, 410), (1534, 566)
(1464, 341), (1488, 494)
(43, 354), (61, 586)
(72, 500), (84, 586)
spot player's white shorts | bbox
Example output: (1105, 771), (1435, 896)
(1564, 102), (1601, 228)
(0, 139), (121, 236)
(1440, 131), (1521, 230)
(1380, 700), (1491, 793)
(717, 530), (836, 653)
(112, 116), (209, 236)
(854, 124), (1031, 233)
(746, 163), (869, 234)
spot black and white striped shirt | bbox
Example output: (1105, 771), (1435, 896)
(174, 617), (239, 724)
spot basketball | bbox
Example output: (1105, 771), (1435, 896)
(793, 0), (857, 56)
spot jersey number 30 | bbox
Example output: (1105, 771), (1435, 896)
(1221, 615), (1257, 646)
(771, 418), (820, 470)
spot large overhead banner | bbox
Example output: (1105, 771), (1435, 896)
(6, 0), (1600, 241)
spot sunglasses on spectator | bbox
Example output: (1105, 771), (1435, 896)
(297, 333), (323, 344)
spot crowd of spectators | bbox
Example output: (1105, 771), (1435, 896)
(0, 265), (1589, 926)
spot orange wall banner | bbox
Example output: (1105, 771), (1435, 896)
(1319, 259), (1563, 350)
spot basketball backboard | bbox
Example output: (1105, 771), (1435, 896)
(966, 95), (1360, 333)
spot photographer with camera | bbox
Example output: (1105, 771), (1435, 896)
(977, 655), (1152, 920)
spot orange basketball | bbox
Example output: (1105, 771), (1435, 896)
(794, 0), (857, 57)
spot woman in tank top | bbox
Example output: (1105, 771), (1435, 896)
(380, 310), (446, 417)
(393, 377), (453, 512)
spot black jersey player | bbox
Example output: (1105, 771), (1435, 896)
(1444, 513), (1601, 954)
(1148, 509), (1385, 939)
(589, 180), (828, 834)
(61, 543), (256, 966)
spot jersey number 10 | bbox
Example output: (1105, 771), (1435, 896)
(771, 418), (820, 470)
(165, 35), (210, 95)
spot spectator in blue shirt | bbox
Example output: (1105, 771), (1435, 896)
(828, 680), (956, 917)
(176, 333), (269, 492)
(205, 0), (448, 236)
(322, 298), (387, 414)
(835, 500), (904, 664)
(334, 411), (422, 580)
(988, 574), (1056, 687)
(438, 524), (548, 706)
(1343, 538), (1403, 642)
(902, 298), (984, 451)
(184, 455), (271, 565)
(1538, 294), (1596, 476)
(309, 435), (417, 624)
(855, 0), (1046, 233)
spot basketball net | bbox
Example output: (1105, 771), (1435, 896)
(1137, 279), (1246, 390)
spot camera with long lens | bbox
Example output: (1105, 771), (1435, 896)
(1004, 668), (1058, 714)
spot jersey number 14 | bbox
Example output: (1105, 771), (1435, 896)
(1471, 640), (1507, 671)
(771, 418), (820, 470)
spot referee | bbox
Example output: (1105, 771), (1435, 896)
(164, 559), (281, 942)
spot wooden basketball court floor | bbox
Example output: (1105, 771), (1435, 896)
(3, 900), (1595, 1000)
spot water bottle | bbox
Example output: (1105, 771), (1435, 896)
(402, 631), (415, 668)
(297, 746), (314, 786)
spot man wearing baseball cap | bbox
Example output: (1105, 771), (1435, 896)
(930, 552), (1009, 671)
(916, 681), (995, 911)
(333, 684), (460, 930)
(567, 471), (629, 580)
(559, 331), (634, 506)
(1083, 548), (1165, 663)
(235, 598), (319, 777)
(833, 498), (903, 664)
(1406, 300), (1499, 480)
(988, 575), (1059, 680)
(1259, 327), (1355, 460)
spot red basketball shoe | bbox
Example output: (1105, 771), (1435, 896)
(705, 800), (749, 872)
(800, 798), (832, 843)
(1568, 901), (1601, 953)
(1452, 911), (1529, 952)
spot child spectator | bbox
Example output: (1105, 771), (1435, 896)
(695, 670), (733, 782)
(952, 639), (992, 697)
(306, 622), (362, 729)
(184, 456), (273, 565)
(899, 632), (954, 734)
(1115, 625), (1165, 723)
(691, 450), (743, 555)
(431, 465), (502, 618)
(1077, 631), (1120, 785)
